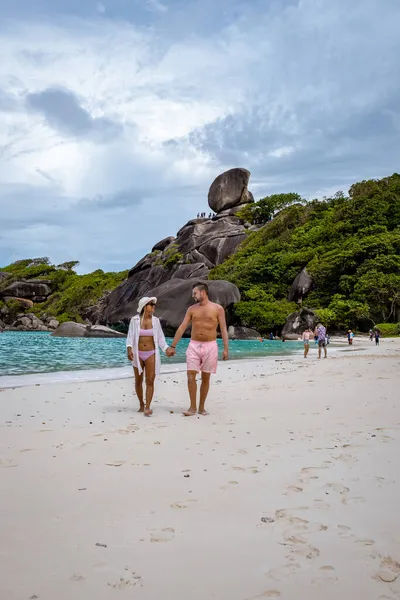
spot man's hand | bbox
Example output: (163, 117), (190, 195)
(127, 347), (134, 361)
(222, 348), (229, 361)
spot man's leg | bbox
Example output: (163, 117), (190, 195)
(183, 370), (198, 416)
(318, 343), (322, 359)
(324, 344), (327, 358)
(198, 372), (211, 415)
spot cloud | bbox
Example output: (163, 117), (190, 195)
(0, 0), (400, 272)
(25, 86), (123, 141)
(145, 0), (168, 13)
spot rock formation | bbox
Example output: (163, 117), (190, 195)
(227, 325), (261, 340)
(0, 280), (52, 302)
(281, 307), (317, 339)
(51, 322), (126, 338)
(208, 168), (254, 213)
(92, 168), (256, 331)
(288, 268), (314, 303)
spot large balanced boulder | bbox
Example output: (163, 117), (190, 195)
(288, 268), (314, 303)
(0, 280), (51, 302)
(208, 168), (254, 213)
(51, 322), (126, 338)
(281, 307), (317, 340)
(91, 169), (258, 329)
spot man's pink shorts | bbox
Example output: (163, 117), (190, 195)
(186, 340), (218, 374)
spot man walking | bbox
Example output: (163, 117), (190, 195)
(167, 283), (229, 416)
(314, 322), (328, 359)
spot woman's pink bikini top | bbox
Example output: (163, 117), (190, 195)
(139, 328), (154, 337)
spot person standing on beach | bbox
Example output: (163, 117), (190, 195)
(167, 282), (229, 416)
(126, 296), (172, 416)
(347, 329), (354, 345)
(302, 328), (312, 358)
(374, 329), (380, 345)
(314, 322), (328, 359)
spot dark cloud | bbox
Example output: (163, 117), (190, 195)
(25, 86), (123, 141)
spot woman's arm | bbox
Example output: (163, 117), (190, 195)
(126, 318), (135, 359)
(156, 318), (169, 353)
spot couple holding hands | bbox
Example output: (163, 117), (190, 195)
(126, 283), (229, 417)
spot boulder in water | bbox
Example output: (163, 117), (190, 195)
(51, 322), (126, 338)
(281, 307), (317, 339)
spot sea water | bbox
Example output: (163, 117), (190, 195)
(0, 331), (302, 380)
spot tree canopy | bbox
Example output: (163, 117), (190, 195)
(210, 173), (400, 332)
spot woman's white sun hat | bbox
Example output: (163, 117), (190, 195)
(137, 296), (157, 314)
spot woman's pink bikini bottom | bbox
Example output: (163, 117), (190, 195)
(138, 349), (156, 362)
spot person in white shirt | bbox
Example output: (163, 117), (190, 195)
(126, 296), (172, 416)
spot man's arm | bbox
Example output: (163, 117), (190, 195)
(218, 305), (229, 360)
(170, 308), (192, 351)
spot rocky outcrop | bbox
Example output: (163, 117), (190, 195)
(92, 168), (256, 330)
(104, 279), (240, 336)
(288, 268), (314, 303)
(0, 280), (51, 302)
(281, 307), (317, 339)
(0, 309), (59, 331)
(152, 236), (175, 252)
(228, 325), (261, 340)
(208, 168), (254, 213)
(51, 322), (126, 338)
(2, 297), (34, 309)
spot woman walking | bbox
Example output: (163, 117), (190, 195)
(126, 296), (171, 416)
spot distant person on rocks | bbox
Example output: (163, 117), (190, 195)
(126, 297), (173, 417)
(269, 332), (274, 340)
(197, 212), (200, 218)
(302, 328), (313, 358)
(314, 322), (328, 359)
(167, 282), (229, 416)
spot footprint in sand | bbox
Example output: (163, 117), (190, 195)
(170, 500), (198, 509)
(373, 555), (400, 583)
(267, 562), (301, 581)
(247, 592), (281, 599)
(355, 539), (375, 547)
(150, 528), (175, 543)
(105, 461), (125, 467)
(275, 508), (309, 525)
(0, 459), (18, 468)
(312, 565), (338, 585)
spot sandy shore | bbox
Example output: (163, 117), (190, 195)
(1, 338), (400, 599)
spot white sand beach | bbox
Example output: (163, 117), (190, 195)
(1, 339), (400, 600)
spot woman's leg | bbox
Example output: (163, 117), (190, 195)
(144, 354), (156, 416)
(133, 367), (144, 412)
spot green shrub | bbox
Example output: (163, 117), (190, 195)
(374, 323), (400, 337)
(154, 244), (183, 269)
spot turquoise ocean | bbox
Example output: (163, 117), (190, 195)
(0, 331), (303, 380)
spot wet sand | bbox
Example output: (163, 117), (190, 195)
(1, 338), (399, 599)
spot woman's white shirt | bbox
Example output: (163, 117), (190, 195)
(126, 315), (169, 375)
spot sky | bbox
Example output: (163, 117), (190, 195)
(1, 0), (399, 273)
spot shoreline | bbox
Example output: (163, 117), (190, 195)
(0, 336), (392, 389)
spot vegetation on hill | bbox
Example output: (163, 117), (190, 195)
(2, 173), (399, 335)
(0, 258), (128, 323)
(210, 174), (400, 333)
